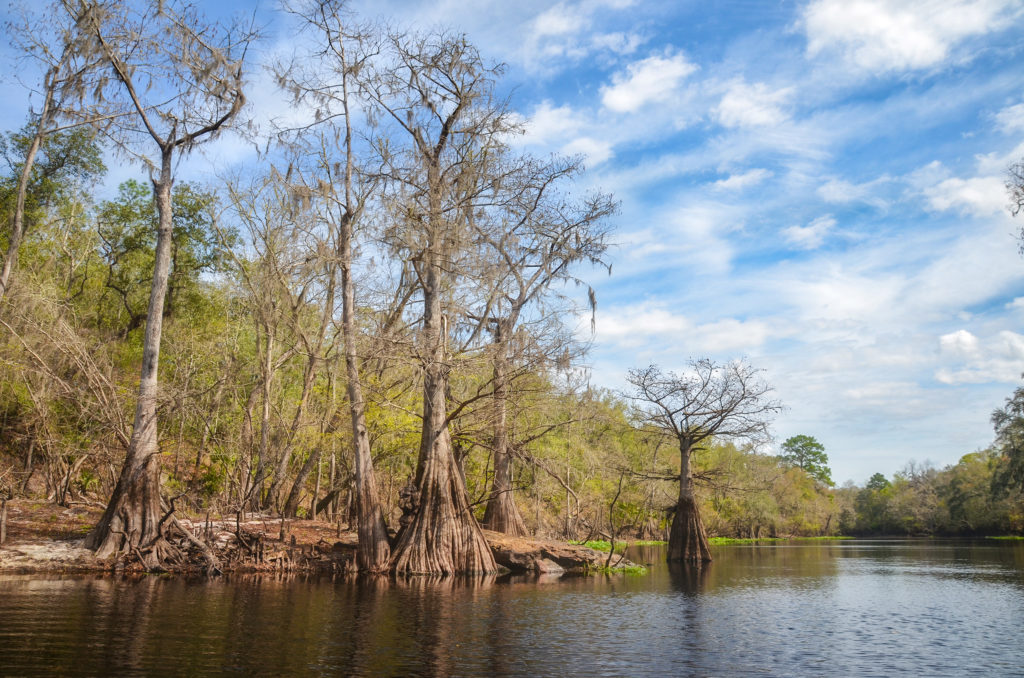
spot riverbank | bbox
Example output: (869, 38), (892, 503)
(0, 499), (636, 576)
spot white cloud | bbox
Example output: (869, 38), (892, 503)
(818, 178), (863, 203)
(974, 141), (1024, 175)
(936, 329), (1024, 383)
(562, 137), (614, 165)
(817, 175), (891, 207)
(597, 304), (773, 353)
(589, 31), (645, 55)
(905, 160), (952, 190)
(508, 0), (647, 70)
(939, 329), (981, 358)
(591, 0), (637, 9)
(995, 102), (1024, 133)
(600, 51), (697, 113)
(843, 380), (922, 404)
(783, 215), (837, 250)
(803, 0), (1019, 72)
(712, 168), (773, 191)
(715, 81), (792, 128)
(522, 101), (586, 146)
(787, 264), (904, 323)
(924, 175), (1006, 215)
(533, 2), (587, 36)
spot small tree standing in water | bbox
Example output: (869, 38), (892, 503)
(627, 360), (782, 563)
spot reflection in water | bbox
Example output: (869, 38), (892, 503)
(1, 540), (1023, 676)
(666, 561), (708, 595)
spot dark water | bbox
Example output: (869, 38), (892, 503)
(2, 540), (1023, 676)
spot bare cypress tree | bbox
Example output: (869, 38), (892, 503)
(472, 156), (615, 535)
(626, 360), (782, 563)
(360, 33), (512, 574)
(75, 0), (254, 566)
(271, 0), (392, 571)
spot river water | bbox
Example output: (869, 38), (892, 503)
(1, 540), (1023, 676)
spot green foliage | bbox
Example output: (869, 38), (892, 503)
(95, 180), (232, 335)
(866, 473), (890, 491)
(854, 474), (893, 533)
(708, 536), (853, 545)
(570, 539), (628, 553)
(586, 564), (647, 575)
(992, 386), (1024, 495)
(779, 434), (833, 486)
(0, 124), (106, 238)
(708, 536), (783, 544)
(76, 469), (100, 495)
(847, 451), (1024, 536)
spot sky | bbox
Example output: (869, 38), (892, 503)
(4, 0), (1024, 484)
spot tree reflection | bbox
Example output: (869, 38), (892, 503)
(668, 561), (709, 596)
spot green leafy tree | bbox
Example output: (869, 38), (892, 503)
(779, 434), (833, 486)
(854, 473), (892, 533)
(991, 385), (1024, 495)
(865, 472), (889, 491)
(96, 179), (230, 335)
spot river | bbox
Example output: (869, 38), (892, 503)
(2, 539), (1023, 676)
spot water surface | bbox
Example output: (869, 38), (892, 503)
(2, 539), (1022, 676)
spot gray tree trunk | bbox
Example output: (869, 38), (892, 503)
(85, 151), (175, 566)
(482, 341), (527, 536)
(0, 75), (54, 303)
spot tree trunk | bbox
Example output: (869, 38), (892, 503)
(0, 65), (57, 303)
(667, 445), (712, 563)
(264, 357), (317, 511)
(343, 244), (391, 570)
(390, 253), (495, 575)
(282, 447), (322, 518)
(245, 326), (276, 510)
(482, 340), (527, 536)
(336, 43), (391, 570)
(85, 153), (176, 567)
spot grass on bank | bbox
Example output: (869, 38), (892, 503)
(570, 539), (667, 552)
(586, 564), (648, 575)
(708, 536), (855, 545)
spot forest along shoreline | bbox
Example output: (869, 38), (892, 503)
(0, 500), (638, 576)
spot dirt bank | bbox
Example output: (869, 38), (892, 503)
(0, 500), (636, 576)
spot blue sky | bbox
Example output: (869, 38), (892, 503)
(4, 0), (1024, 484)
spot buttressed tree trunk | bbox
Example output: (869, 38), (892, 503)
(272, 0), (391, 569)
(85, 155), (175, 566)
(81, 0), (250, 565)
(368, 32), (500, 575)
(341, 217), (391, 572)
(667, 444), (712, 563)
(390, 252), (496, 575)
(482, 333), (528, 536)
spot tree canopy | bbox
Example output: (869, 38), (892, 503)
(779, 435), (833, 486)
